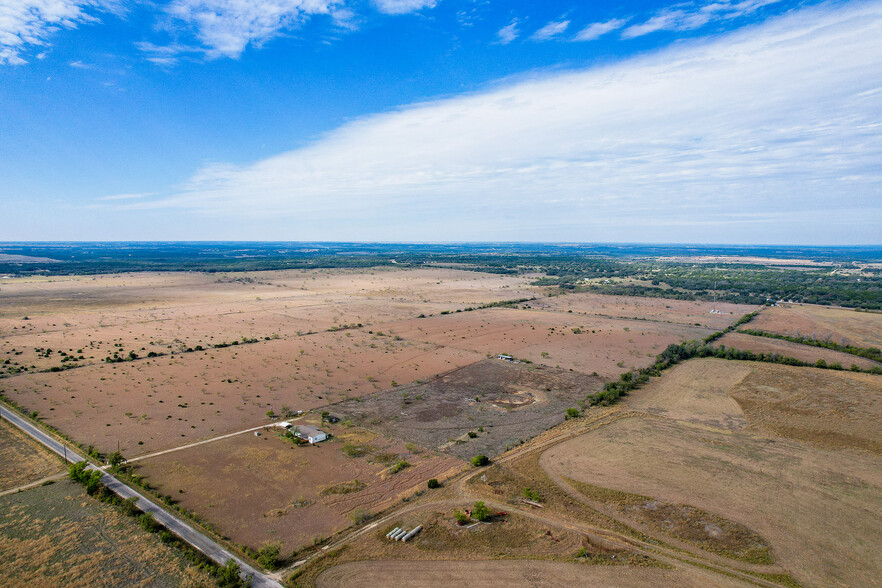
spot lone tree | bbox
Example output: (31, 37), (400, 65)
(472, 501), (491, 522)
(471, 454), (490, 467)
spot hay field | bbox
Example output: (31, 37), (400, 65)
(0, 418), (64, 491)
(714, 332), (880, 369)
(383, 307), (714, 378)
(543, 358), (882, 586)
(134, 425), (462, 553)
(0, 479), (213, 587)
(748, 304), (882, 348)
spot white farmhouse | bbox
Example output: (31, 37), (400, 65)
(295, 425), (327, 444)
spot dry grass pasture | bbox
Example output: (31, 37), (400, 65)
(541, 358), (882, 587)
(748, 304), (882, 348)
(0, 417), (64, 491)
(382, 307), (714, 378)
(3, 329), (481, 455)
(0, 268), (534, 375)
(315, 560), (751, 588)
(0, 479), (213, 587)
(333, 359), (601, 458)
(134, 424), (462, 553)
(714, 332), (880, 369)
(530, 292), (756, 330)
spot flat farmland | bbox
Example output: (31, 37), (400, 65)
(713, 332), (880, 370)
(0, 479), (213, 587)
(543, 357), (882, 586)
(748, 304), (882, 348)
(2, 329), (482, 455)
(333, 359), (601, 459)
(0, 267), (535, 375)
(383, 307), (714, 377)
(629, 358), (882, 452)
(542, 415), (882, 587)
(0, 417), (64, 491)
(729, 362), (882, 453)
(315, 560), (751, 588)
(134, 424), (462, 553)
(530, 292), (756, 330)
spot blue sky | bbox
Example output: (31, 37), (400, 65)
(1, 0), (880, 243)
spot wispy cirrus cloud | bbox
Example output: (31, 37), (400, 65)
(163, 0), (345, 59)
(0, 0), (110, 65)
(574, 18), (628, 42)
(495, 18), (519, 44)
(622, 0), (783, 39)
(373, 0), (437, 16)
(98, 192), (154, 201)
(126, 1), (882, 243)
(531, 19), (569, 41)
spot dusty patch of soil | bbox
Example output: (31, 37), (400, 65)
(333, 359), (600, 459)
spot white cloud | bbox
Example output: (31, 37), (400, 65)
(0, 0), (106, 65)
(372, 0), (437, 16)
(531, 19), (569, 41)
(622, 0), (783, 39)
(165, 0), (343, 59)
(573, 18), (628, 42)
(495, 19), (519, 44)
(98, 192), (153, 201)
(132, 1), (882, 243)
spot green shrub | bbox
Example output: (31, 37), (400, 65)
(427, 478), (440, 489)
(522, 487), (541, 501)
(472, 501), (491, 522)
(471, 455), (490, 467)
(389, 460), (410, 474)
(257, 541), (282, 569)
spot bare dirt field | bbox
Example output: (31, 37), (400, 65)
(0, 479), (213, 587)
(713, 332), (880, 369)
(747, 304), (882, 348)
(315, 560), (750, 588)
(382, 307), (714, 378)
(530, 292), (756, 330)
(0, 417), (64, 491)
(544, 357), (882, 587)
(134, 423), (462, 553)
(333, 359), (601, 459)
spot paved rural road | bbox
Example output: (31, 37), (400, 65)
(0, 404), (282, 588)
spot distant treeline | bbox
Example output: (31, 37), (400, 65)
(2, 242), (880, 309)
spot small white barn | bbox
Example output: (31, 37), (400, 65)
(295, 425), (327, 444)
